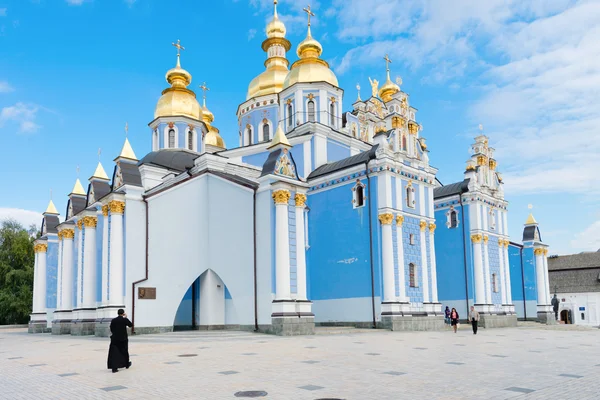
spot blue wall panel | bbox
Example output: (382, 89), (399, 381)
(403, 216), (423, 303)
(46, 240), (58, 308)
(326, 139), (350, 163)
(242, 151), (270, 168)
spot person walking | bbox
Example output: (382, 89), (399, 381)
(469, 306), (480, 335)
(450, 308), (459, 333)
(107, 309), (133, 373)
(444, 306), (451, 327)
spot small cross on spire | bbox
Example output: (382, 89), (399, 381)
(98, 147), (102, 161)
(479, 123), (484, 132)
(172, 39), (185, 57)
(76, 165), (80, 177)
(199, 82), (210, 106)
(303, 5), (315, 27)
(384, 54), (392, 72)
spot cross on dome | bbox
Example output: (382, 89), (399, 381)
(384, 54), (392, 72)
(303, 5), (315, 27)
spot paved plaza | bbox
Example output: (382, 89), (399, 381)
(1, 323), (599, 399)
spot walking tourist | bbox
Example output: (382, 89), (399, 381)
(107, 309), (133, 373)
(469, 306), (480, 335)
(444, 306), (451, 327)
(450, 308), (459, 333)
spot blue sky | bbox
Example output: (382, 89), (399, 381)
(1, 0), (598, 255)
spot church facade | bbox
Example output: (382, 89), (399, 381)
(29, 2), (553, 336)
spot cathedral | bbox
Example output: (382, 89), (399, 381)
(29, 2), (555, 336)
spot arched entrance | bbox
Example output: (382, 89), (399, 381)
(560, 309), (572, 324)
(173, 269), (234, 330)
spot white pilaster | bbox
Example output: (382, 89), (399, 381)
(32, 251), (39, 312)
(543, 250), (551, 304)
(76, 221), (83, 307)
(314, 135), (327, 168)
(419, 221), (430, 304)
(33, 244), (48, 313)
(498, 239), (507, 305)
(319, 89), (327, 123)
(428, 223), (439, 303)
(273, 189), (291, 300)
(101, 205), (109, 305)
(60, 229), (75, 311)
(56, 238), (63, 309)
(379, 213), (395, 302)
(395, 216), (407, 302)
(483, 236), (491, 304)
(82, 216), (97, 308)
(108, 201), (125, 307)
(295, 193), (308, 301)
(472, 234), (486, 306)
(535, 248), (547, 306)
(503, 241), (512, 304)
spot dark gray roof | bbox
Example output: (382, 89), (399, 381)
(548, 252), (600, 271)
(308, 145), (378, 180)
(523, 225), (542, 242)
(87, 180), (111, 206)
(260, 148), (299, 179)
(41, 214), (59, 235)
(433, 179), (470, 200)
(67, 196), (87, 217)
(112, 161), (142, 189)
(139, 149), (199, 172)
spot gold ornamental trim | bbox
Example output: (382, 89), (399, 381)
(57, 231), (63, 241)
(489, 159), (497, 170)
(534, 248), (544, 256)
(82, 216), (98, 228)
(378, 213), (394, 225)
(77, 219), (84, 230)
(483, 235), (489, 244)
(543, 248), (549, 256)
(471, 234), (482, 244)
(34, 243), (48, 253)
(408, 122), (418, 135)
(272, 189), (291, 205)
(62, 229), (75, 240)
(395, 215), (404, 227)
(419, 220), (427, 231)
(294, 193), (307, 207)
(428, 223), (436, 233)
(477, 155), (487, 166)
(108, 200), (126, 215)
(102, 205), (109, 217)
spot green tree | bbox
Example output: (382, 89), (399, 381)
(0, 219), (36, 325)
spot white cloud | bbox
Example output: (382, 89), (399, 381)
(0, 102), (41, 133)
(66, 0), (86, 5)
(0, 208), (43, 231)
(0, 81), (13, 93)
(571, 220), (600, 253)
(0, 8), (6, 17)
(247, 28), (257, 41)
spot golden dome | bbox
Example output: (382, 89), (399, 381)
(283, 26), (338, 89)
(154, 52), (202, 120)
(379, 76), (400, 102)
(202, 105), (214, 124)
(204, 126), (225, 149)
(246, 1), (291, 99)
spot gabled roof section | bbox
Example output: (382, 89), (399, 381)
(87, 180), (111, 206)
(67, 196), (87, 218)
(523, 225), (542, 243)
(112, 162), (143, 190)
(308, 145), (378, 180)
(433, 179), (470, 200)
(260, 147), (299, 179)
(41, 214), (60, 235)
(548, 251), (600, 271)
(138, 149), (199, 172)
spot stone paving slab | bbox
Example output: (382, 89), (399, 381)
(0, 325), (599, 399)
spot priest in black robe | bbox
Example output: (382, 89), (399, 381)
(107, 309), (133, 373)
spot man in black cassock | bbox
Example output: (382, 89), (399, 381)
(107, 309), (133, 373)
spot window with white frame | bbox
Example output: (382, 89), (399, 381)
(262, 123), (270, 142)
(168, 129), (175, 148)
(406, 183), (415, 208)
(308, 100), (315, 122)
(287, 103), (293, 127)
(409, 233), (415, 245)
(409, 263), (418, 287)
(446, 206), (459, 228)
(246, 127), (252, 146)
(187, 130), (193, 150)
(352, 180), (366, 208)
(329, 102), (335, 126)
(492, 273), (498, 293)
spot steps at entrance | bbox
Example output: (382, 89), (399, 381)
(315, 326), (389, 335)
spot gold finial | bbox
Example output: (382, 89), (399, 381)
(44, 199), (59, 215)
(267, 124), (291, 149)
(199, 82), (210, 107)
(384, 54), (392, 73)
(118, 138), (138, 161)
(525, 213), (537, 225)
(71, 178), (86, 196)
(303, 5), (315, 27)
(172, 39), (185, 68)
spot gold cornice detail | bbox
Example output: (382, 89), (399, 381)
(483, 235), (489, 244)
(543, 248), (549, 256)
(82, 216), (98, 228)
(62, 229), (75, 240)
(77, 219), (84, 230)
(378, 213), (394, 225)
(272, 189), (291, 205)
(34, 243), (48, 253)
(534, 248), (544, 256)
(395, 215), (404, 227)
(471, 234), (482, 243)
(419, 220), (427, 231)
(57, 231), (63, 241)
(429, 223), (436, 233)
(108, 200), (126, 215)
(102, 205), (109, 217)
(295, 193), (307, 207)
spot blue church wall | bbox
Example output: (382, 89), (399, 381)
(488, 238), (502, 305)
(288, 197), (297, 295)
(402, 216), (424, 303)
(425, 228), (432, 299)
(96, 215), (103, 303)
(240, 104), (279, 144)
(242, 151), (269, 168)
(326, 139), (351, 163)
(307, 177), (380, 302)
(433, 205), (472, 317)
(290, 145), (304, 179)
(46, 239), (58, 308)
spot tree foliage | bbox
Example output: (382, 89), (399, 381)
(0, 219), (35, 324)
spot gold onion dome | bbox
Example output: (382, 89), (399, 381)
(283, 23), (338, 89)
(247, 1), (291, 99)
(379, 56), (400, 102)
(154, 42), (202, 120)
(200, 94), (225, 149)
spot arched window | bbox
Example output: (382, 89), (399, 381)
(246, 127), (252, 146)
(492, 273), (498, 293)
(329, 102), (335, 126)
(450, 210), (458, 228)
(352, 125), (357, 138)
(287, 103), (293, 127)
(153, 130), (158, 150)
(352, 180), (366, 208)
(308, 100), (315, 122)
(188, 130), (194, 150)
(409, 234), (415, 245)
(409, 263), (417, 287)
(402, 134), (407, 151)
(168, 129), (175, 148)
(262, 123), (270, 142)
(406, 183), (415, 208)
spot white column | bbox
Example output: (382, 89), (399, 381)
(498, 238), (507, 305)
(419, 221), (430, 303)
(76, 220), (84, 307)
(273, 190), (291, 300)
(56, 236), (64, 309)
(428, 223), (439, 303)
(32, 251), (39, 312)
(534, 248), (547, 305)
(61, 229), (75, 311)
(36, 245), (48, 312)
(295, 193), (308, 301)
(483, 235), (491, 304)
(101, 205), (109, 305)
(108, 201), (125, 307)
(472, 234), (485, 305)
(82, 216), (97, 308)
(543, 250), (551, 304)
(395, 216), (407, 302)
(379, 213), (395, 302)
(503, 241), (513, 304)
